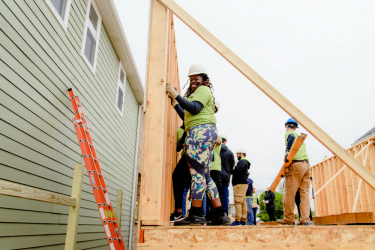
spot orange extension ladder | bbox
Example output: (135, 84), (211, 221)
(68, 89), (126, 250)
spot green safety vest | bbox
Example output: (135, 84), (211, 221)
(211, 137), (222, 171)
(285, 131), (309, 161)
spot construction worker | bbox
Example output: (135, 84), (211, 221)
(245, 178), (254, 225)
(251, 187), (259, 225)
(219, 134), (235, 215)
(206, 133), (223, 222)
(277, 118), (310, 226)
(166, 64), (230, 226)
(170, 125), (190, 222)
(264, 185), (276, 221)
(230, 149), (250, 226)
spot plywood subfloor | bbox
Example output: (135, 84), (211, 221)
(140, 225), (375, 244)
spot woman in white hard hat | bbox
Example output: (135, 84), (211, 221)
(166, 64), (230, 226)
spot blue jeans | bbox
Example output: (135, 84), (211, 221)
(221, 180), (230, 215)
(182, 185), (190, 216)
(182, 185), (206, 216)
(246, 198), (254, 225)
(252, 207), (258, 225)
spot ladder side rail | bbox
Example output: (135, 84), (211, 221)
(68, 89), (126, 250)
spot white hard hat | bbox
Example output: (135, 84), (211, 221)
(188, 64), (208, 77)
(215, 101), (220, 113)
(220, 134), (227, 140)
(236, 148), (246, 154)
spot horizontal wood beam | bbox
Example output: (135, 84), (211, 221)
(313, 212), (375, 225)
(0, 179), (76, 206)
(138, 243), (375, 250)
(157, 0), (375, 191)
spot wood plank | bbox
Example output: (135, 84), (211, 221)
(312, 167), (320, 216)
(319, 164), (329, 215)
(65, 164), (84, 250)
(332, 158), (343, 214)
(157, 0), (375, 191)
(328, 160), (337, 214)
(337, 158), (349, 213)
(323, 161), (333, 215)
(0, 179), (75, 206)
(116, 190), (123, 230)
(137, 243), (375, 250)
(270, 133), (307, 191)
(313, 212), (375, 225)
(140, 0), (169, 224)
(352, 147), (362, 212)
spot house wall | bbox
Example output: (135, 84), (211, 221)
(0, 0), (140, 249)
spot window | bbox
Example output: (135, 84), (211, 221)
(81, 0), (102, 74)
(115, 65), (126, 116)
(45, 0), (72, 31)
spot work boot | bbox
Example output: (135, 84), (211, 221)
(276, 219), (294, 225)
(170, 211), (184, 222)
(206, 206), (231, 226)
(229, 221), (241, 226)
(296, 221), (309, 226)
(174, 207), (206, 226)
(240, 221), (247, 226)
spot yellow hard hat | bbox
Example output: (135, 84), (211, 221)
(188, 64), (208, 77)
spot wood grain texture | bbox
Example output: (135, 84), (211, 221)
(65, 164), (84, 250)
(313, 212), (375, 225)
(140, 225), (375, 244)
(140, 2), (181, 225)
(157, 0), (375, 191)
(311, 136), (375, 218)
(0, 180), (75, 206)
(138, 243), (375, 250)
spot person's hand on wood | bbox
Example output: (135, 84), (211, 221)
(284, 149), (290, 163)
(166, 83), (179, 99)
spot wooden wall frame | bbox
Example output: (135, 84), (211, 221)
(140, 0), (181, 226)
(156, 0), (375, 190)
(140, 0), (375, 227)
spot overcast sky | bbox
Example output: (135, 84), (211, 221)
(113, 0), (375, 201)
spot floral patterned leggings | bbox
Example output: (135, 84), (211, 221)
(185, 124), (219, 202)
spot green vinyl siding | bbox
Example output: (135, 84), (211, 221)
(0, 0), (139, 249)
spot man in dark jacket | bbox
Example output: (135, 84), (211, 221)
(219, 134), (235, 215)
(264, 185), (276, 221)
(230, 149), (251, 226)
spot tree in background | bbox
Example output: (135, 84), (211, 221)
(257, 191), (284, 222)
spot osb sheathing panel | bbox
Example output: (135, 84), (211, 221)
(143, 226), (375, 243)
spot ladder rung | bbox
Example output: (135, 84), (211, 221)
(68, 89), (125, 250)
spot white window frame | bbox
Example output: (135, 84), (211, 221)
(115, 63), (127, 116)
(80, 0), (102, 75)
(45, 0), (72, 31)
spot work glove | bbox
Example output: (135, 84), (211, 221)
(171, 98), (179, 107)
(166, 83), (179, 99)
(284, 149), (290, 163)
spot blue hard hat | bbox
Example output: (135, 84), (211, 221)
(285, 118), (299, 128)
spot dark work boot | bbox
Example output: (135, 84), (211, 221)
(174, 207), (206, 226)
(207, 206), (231, 226)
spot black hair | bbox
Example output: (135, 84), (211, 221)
(243, 153), (247, 157)
(222, 138), (227, 143)
(184, 74), (214, 98)
(286, 123), (297, 129)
